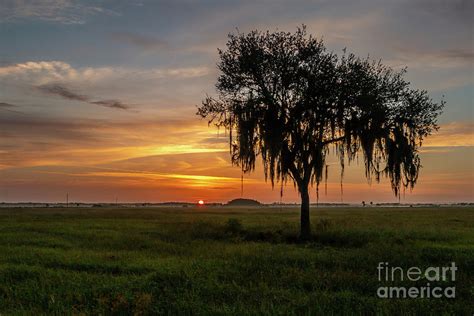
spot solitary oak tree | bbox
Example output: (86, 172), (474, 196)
(198, 27), (443, 240)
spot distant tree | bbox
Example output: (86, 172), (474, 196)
(197, 26), (444, 240)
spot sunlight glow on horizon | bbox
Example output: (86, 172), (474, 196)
(1, 122), (472, 203)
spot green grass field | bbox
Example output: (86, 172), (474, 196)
(0, 206), (472, 315)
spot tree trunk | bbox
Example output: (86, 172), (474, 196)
(300, 184), (311, 240)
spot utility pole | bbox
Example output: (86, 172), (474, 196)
(66, 193), (69, 208)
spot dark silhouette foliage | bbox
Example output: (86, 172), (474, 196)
(197, 26), (444, 239)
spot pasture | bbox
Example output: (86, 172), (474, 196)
(0, 206), (472, 315)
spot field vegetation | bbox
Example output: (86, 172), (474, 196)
(0, 206), (472, 315)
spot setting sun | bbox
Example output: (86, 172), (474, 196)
(198, 200), (204, 205)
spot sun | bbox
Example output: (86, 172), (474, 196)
(198, 200), (204, 205)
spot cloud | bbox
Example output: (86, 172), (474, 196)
(0, 61), (211, 84)
(0, 115), (225, 169)
(424, 121), (474, 147)
(438, 49), (474, 62)
(0, 101), (23, 113)
(387, 48), (474, 69)
(37, 83), (89, 102)
(1, 113), (472, 203)
(36, 82), (131, 110)
(0, 0), (119, 24)
(0, 60), (213, 113)
(90, 100), (130, 110)
(110, 32), (168, 50)
(0, 102), (16, 107)
(200, 137), (229, 144)
(150, 67), (211, 79)
(0, 61), (117, 84)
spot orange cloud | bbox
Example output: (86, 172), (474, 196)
(423, 121), (473, 147)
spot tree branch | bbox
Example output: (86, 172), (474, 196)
(288, 163), (303, 187)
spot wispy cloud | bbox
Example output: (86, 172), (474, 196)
(0, 116), (224, 169)
(0, 102), (17, 108)
(0, 61), (118, 84)
(388, 48), (474, 69)
(37, 83), (89, 102)
(0, 101), (22, 113)
(36, 83), (131, 110)
(424, 121), (474, 147)
(438, 49), (474, 62)
(0, 61), (211, 84)
(90, 100), (131, 110)
(0, 0), (119, 24)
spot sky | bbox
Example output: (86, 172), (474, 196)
(0, 0), (473, 204)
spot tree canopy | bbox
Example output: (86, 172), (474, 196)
(197, 26), (444, 238)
